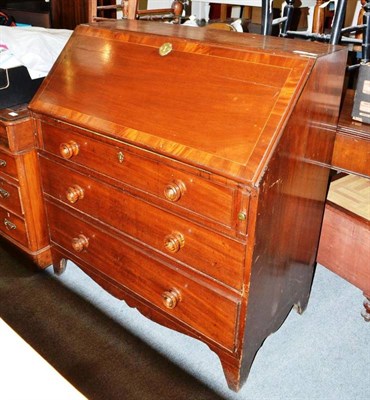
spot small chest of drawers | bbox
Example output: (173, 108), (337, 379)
(30, 21), (348, 391)
(0, 106), (51, 267)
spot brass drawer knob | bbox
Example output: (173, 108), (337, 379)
(164, 232), (185, 253)
(164, 180), (186, 202)
(66, 185), (84, 204)
(162, 288), (181, 309)
(0, 159), (7, 168)
(0, 188), (9, 199)
(72, 234), (89, 252)
(238, 212), (247, 221)
(59, 141), (79, 159)
(4, 218), (16, 230)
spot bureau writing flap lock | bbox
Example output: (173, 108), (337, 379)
(159, 42), (172, 57)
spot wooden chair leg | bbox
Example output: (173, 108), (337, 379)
(89, 0), (98, 22)
(242, 6), (252, 19)
(220, 4), (228, 22)
(312, 0), (326, 34)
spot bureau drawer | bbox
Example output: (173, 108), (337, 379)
(47, 201), (240, 351)
(0, 149), (17, 180)
(40, 156), (245, 289)
(0, 177), (22, 216)
(332, 133), (370, 177)
(0, 208), (28, 246)
(39, 122), (236, 227)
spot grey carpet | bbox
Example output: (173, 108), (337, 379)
(0, 237), (368, 399)
(0, 239), (224, 400)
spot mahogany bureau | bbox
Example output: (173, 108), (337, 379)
(29, 21), (348, 391)
(0, 105), (51, 267)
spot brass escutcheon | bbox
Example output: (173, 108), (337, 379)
(117, 151), (125, 164)
(159, 42), (173, 57)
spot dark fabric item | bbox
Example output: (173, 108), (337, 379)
(0, 10), (15, 26)
(0, 239), (225, 400)
(0, 66), (43, 108)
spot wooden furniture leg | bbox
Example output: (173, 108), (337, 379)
(361, 296), (370, 321)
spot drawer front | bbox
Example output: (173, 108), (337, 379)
(0, 177), (22, 216)
(41, 156), (245, 289)
(0, 149), (17, 180)
(40, 122), (236, 227)
(47, 201), (240, 351)
(332, 133), (370, 177)
(0, 208), (28, 246)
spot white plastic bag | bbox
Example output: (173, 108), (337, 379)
(0, 26), (72, 79)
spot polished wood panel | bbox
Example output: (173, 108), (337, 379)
(30, 21), (348, 391)
(333, 133), (370, 177)
(333, 89), (370, 177)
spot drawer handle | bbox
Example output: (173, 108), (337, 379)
(66, 185), (84, 204)
(0, 188), (9, 199)
(237, 212), (247, 221)
(60, 141), (79, 159)
(4, 218), (16, 230)
(162, 288), (181, 309)
(72, 234), (89, 252)
(0, 159), (7, 168)
(164, 232), (185, 253)
(164, 180), (186, 202)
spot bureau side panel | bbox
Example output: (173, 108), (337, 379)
(226, 50), (348, 390)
